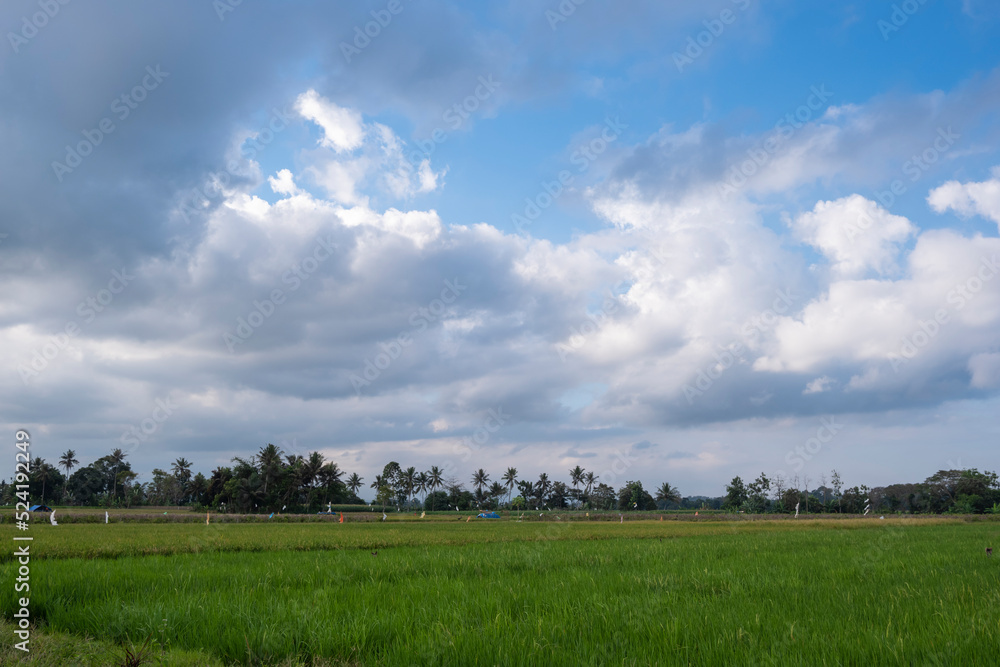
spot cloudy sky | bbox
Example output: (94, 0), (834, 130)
(3, 0), (1000, 497)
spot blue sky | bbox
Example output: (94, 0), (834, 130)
(3, 0), (1000, 497)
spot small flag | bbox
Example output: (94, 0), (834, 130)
(695, 511), (698, 516)
(50, 510), (58, 526)
(660, 516), (663, 521)
(466, 516), (471, 522)
(420, 511), (425, 518)
(620, 514), (623, 524)
(339, 512), (344, 524)
(105, 511), (109, 524)
(206, 512), (210, 525)
(382, 512), (387, 521)
(269, 512), (274, 519)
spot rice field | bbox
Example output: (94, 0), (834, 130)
(2, 517), (998, 665)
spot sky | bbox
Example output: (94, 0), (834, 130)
(3, 0), (1000, 498)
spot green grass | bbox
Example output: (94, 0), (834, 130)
(2, 519), (998, 665)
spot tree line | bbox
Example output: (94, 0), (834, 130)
(720, 469), (1000, 515)
(3, 446), (998, 515)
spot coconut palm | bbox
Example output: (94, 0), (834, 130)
(347, 472), (363, 496)
(488, 481), (505, 508)
(59, 449), (78, 479)
(569, 466), (585, 490)
(535, 472), (550, 504)
(471, 468), (490, 495)
(655, 482), (681, 507)
(501, 467), (518, 504)
(304, 452), (325, 489)
(427, 466), (444, 493)
(257, 443), (283, 495)
(415, 472), (429, 504)
(583, 471), (597, 495)
(109, 448), (127, 502)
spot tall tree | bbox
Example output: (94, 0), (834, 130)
(257, 443), (283, 495)
(347, 472), (363, 496)
(655, 482), (681, 507)
(427, 466), (444, 494)
(59, 449), (78, 479)
(471, 468), (490, 495)
(583, 471), (598, 497)
(501, 467), (518, 504)
(569, 466), (585, 490)
(109, 448), (127, 503)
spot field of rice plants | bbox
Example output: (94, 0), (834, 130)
(2, 517), (998, 665)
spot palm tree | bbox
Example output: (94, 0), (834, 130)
(655, 482), (681, 508)
(34, 459), (54, 504)
(402, 467), (417, 505)
(471, 468), (490, 495)
(584, 471), (597, 496)
(304, 452), (325, 489)
(257, 443), (283, 495)
(535, 472), (550, 505)
(488, 481), (505, 508)
(569, 466), (585, 490)
(109, 448), (127, 502)
(171, 458), (193, 504)
(516, 480), (534, 505)
(427, 466), (444, 493)
(415, 472), (428, 505)
(347, 472), (363, 496)
(501, 467), (518, 504)
(59, 449), (78, 479)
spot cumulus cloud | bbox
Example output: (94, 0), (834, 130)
(295, 90), (365, 153)
(928, 166), (1000, 229)
(790, 195), (916, 278)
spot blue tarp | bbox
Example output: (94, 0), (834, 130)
(29, 505), (52, 512)
(477, 512), (501, 519)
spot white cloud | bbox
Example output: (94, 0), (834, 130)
(268, 169), (300, 196)
(928, 166), (1000, 229)
(295, 89), (365, 153)
(803, 376), (834, 394)
(791, 195), (916, 278)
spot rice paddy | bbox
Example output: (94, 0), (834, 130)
(2, 517), (998, 665)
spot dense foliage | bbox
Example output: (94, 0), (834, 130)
(4, 446), (998, 515)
